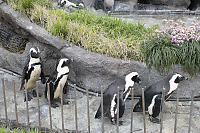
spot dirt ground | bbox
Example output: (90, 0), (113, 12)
(0, 69), (200, 133)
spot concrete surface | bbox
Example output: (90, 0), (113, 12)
(0, 70), (200, 133)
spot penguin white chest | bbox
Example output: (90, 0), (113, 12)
(26, 65), (41, 89)
(148, 95), (158, 115)
(54, 75), (68, 99)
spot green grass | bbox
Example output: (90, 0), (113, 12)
(6, 0), (200, 76)
(0, 127), (39, 133)
(142, 37), (200, 76)
(7, 0), (158, 61)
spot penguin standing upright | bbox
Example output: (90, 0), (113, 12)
(133, 73), (188, 123)
(95, 72), (141, 125)
(45, 58), (71, 108)
(20, 47), (46, 102)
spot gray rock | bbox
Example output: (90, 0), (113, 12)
(0, 3), (70, 50)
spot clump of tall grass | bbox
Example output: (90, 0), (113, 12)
(142, 19), (200, 76)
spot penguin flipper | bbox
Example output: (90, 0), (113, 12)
(95, 105), (102, 119)
(20, 79), (25, 91)
(40, 60), (46, 84)
(20, 57), (30, 90)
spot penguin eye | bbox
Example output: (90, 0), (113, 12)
(174, 77), (180, 83)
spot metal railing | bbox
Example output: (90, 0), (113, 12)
(0, 78), (196, 133)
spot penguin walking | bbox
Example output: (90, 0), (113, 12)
(59, 0), (85, 9)
(20, 47), (46, 102)
(133, 73), (188, 123)
(45, 58), (71, 108)
(95, 72), (141, 125)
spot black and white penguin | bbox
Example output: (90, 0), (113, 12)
(133, 73), (188, 123)
(95, 72), (141, 125)
(45, 58), (71, 108)
(59, 0), (85, 9)
(20, 47), (46, 102)
(94, 0), (115, 12)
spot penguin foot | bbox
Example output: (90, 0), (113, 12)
(149, 116), (160, 124)
(24, 94), (32, 102)
(133, 106), (142, 112)
(63, 100), (70, 105)
(32, 90), (37, 97)
(111, 120), (123, 126)
(51, 103), (59, 108)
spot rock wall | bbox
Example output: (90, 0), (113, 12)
(0, 1), (200, 98)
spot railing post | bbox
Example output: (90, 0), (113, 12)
(13, 80), (18, 127)
(47, 83), (52, 132)
(86, 86), (91, 133)
(61, 84), (65, 133)
(74, 84), (78, 133)
(130, 88), (134, 133)
(116, 86), (120, 133)
(142, 88), (146, 133)
(36, 84), (41, 133)
(160, 88), (165, 133)
(188, 90), (194, 133)
(101, 86), (104, 133)
(174, 88), (180, 133)
(2, 78), (8, 127)
(25, 80), (30, 128)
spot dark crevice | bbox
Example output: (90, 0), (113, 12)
(0, 21), (29, 54)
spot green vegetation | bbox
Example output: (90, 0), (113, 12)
(142, 35), (200, 76)
(0, 127), (38, 133)
(7, 0), (157, 61)
(143, 19), (200, 76)
(142, 37), (180, 73)
(6, 0), (200, 76)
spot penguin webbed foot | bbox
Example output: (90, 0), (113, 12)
(149, 116), (160, 124)
(111, 119), (124, 126)
(51, 101), (59, 108)
(24, 93), (33, 102)
(56, 98), (70, 105)
(32, 89), (37, 97)
(63, 100), (70, 105)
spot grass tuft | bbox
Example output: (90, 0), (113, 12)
(142, 37), (180, 73)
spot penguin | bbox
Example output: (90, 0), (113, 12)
(95, 72), (141, 125)
(187, 0), (200, 11)
(104, 0), (115, 12)
(20, 47), (46, 102)
(133, 73), (188, 123)
(59, 0), (85, 9)
(94, 0), (115, 12)
(45, 58), (71, 108)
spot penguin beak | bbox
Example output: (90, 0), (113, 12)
(136, 77), (141, 84)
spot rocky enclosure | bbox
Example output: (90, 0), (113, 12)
(0, 1), (200, 98)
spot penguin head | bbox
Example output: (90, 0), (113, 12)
(29, 47), (40, 58)
(57, 58), (71, 72)
(125, 72), (141, 84)
(170, 73), (188, 83)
